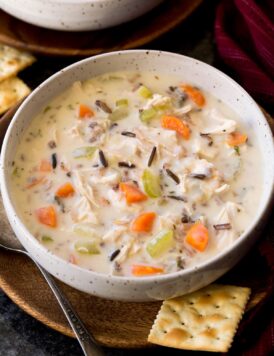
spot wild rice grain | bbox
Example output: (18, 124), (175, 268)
(189, 173), (206, 180)
(213, 223), (232, 230)
(166, 168), (180, 184)
(147, 146), (156, 167)
(121, 131), (136, 138)
(167, 195), (187, 202)
(110, 249), (121, 261)
(118, 162), (136, 169)
(95, 100), (112, 113)
(99, 150), (108, 168)
(51, 153), (57, 169)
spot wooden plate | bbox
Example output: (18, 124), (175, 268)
(0, 0), (202, 57)
(0, 107), (273, 348)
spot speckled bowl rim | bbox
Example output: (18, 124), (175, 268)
(1, 50), (274, 285)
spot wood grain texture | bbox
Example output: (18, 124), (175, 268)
(0, 0), (202, 57)
(0, 107), (273, 348)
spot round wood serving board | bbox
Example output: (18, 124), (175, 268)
(0, 107), (273, 348)
(0, 0), (202, 57)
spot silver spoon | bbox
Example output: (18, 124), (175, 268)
(0, 202), (104, 356)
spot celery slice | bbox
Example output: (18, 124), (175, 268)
(146, 229), (174, 258)
(73, 224), (98, 238)
(74, 240), (100, 254)
(140, 108), (157, 123)
(41, 235), (53, 243)
(72, 146), (97, 159)
(138, 85), (153, 99)
(109, 106), (128, 121)
(142, 169), (161, 198)
(116, 99), (128, 107)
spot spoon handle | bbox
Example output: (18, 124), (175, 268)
(31, 258), (104, 356)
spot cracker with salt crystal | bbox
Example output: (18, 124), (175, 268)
(148, 284), (251, 352)
(0, 77), (30, 115)
(0, 44), (35, 83)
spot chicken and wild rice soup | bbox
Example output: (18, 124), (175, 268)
(11, 71), (262, 277)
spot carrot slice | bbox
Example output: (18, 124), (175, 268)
(185, 222), (209, 252)
(78, 104), (94, 119)
(119, 182), (147, 204)
(132, 264), (164, 276)
(131, 212), (156, 233)
(26, 177), (45, 189)
(161, 115), (190, 139)
(180, 84), (206, 107)
(227, 131), (247, 147)
(39, 159), (52, 172)
(36, 206), (57, 228)
(55, 182), (75, 198)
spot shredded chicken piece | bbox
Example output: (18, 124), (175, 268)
(215, 184), (230, 194)
(114, 244), (132, 264)
(102, 226), (127, 242)
(173, 104), (192, 116)
(106, 139), (142, 163)
(114, 218), (131, 226)
(214, 202), (242, 247)
(135, 126), (185, 161)
(201, 109), (237, 135)
(143, 93), (171, 110)
(73, 171), (99, 208)
(178, 173), (188, 193)
(113, 240), (142, 267)
(159, 214), (181, 230)
(129, 244), (142, 257)
(89, 169), (120, 185)
(71, 196), (99, 224)
(190, 158), (214, 178)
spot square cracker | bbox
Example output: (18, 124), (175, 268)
(0, 44), (35, 82)
(0, 77), (30, 115)
(148, 284), (251, 352)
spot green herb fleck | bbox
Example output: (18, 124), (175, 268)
(234, 146), (240, 156)
(12, 166), (21, 178)
(43, 105), (51, 113)
(67, 104), (75, 110)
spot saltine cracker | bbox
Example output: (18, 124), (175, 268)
(0, 44), (35, 83)
(148, 284), (251, 352)
(0, 77), (30, 115)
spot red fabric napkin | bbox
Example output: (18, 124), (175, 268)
(231, 239), (274, 356)
(216, 5), (274, 350)
(215, 0), (274, 106)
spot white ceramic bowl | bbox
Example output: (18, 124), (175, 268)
(0, 0), (163, 31)
(1, 50), (273, 301)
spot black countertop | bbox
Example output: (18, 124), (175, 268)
(0, 2), (224, 355)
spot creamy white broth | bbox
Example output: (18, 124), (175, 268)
(11, 71), (262, 276)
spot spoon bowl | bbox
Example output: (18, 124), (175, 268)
(0, 195), (104, 356)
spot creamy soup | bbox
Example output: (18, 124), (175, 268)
(11, 71), (262, 277)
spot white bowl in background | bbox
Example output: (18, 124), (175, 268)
(0, 0), (164, 31)
(1, 50), (273, 301)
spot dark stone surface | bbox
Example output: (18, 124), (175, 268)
(0, 1), (219, 355)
